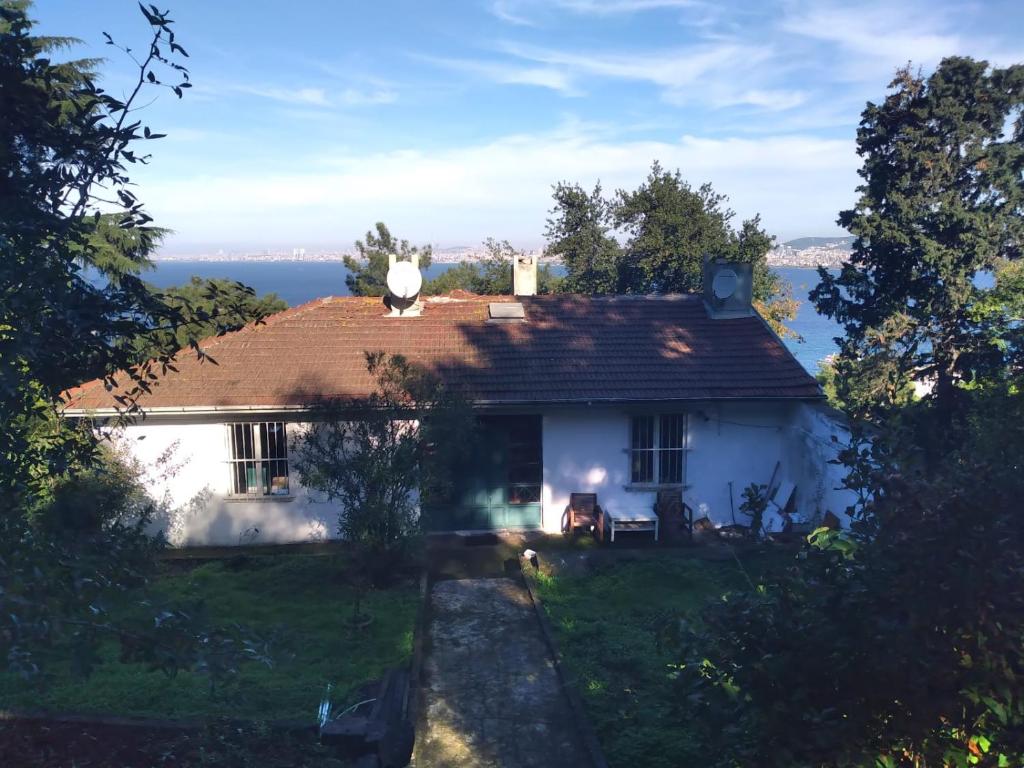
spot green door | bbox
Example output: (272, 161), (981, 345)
(423, 416), (542, 531)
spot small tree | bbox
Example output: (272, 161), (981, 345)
(292, 353), (475, 617)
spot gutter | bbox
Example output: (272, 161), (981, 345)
(62, 403), (313, 417)
(63, 393), (825, 419)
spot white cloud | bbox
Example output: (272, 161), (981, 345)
(235, 85), (331, 106)
(416, 54), (579, 94)
(781, 2), (957, 64)
(198, 79), (398, 109)
(141, 126), (858, 250)
(338, 87), (398, 106)
(547, 0), (699, 13)
(780, 1), (1024, 79)
(490, 0), (537, 25)
(480, 0), (1021, 116)
(491, 0), (699, 24)
(724, 89), (807, 110)
(494, 40), (803, 110)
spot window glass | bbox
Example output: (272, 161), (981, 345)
(631, 414), (685, 485)
(228, 422), (289, 496)
(659, 414), (685, 484)
(631, 415), (655, 483)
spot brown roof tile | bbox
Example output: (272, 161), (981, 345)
(65, 293), (821, 411)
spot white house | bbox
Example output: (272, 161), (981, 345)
(64, 259), (855, 546)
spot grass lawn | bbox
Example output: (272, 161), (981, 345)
(529, 546), (790, 768)
(0, 553), (418, 722)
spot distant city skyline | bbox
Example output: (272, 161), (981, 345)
(151, 235), (854, 269)
(33, 0), (1024, 253)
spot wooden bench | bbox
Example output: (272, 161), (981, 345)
(605, 508), (659, 543)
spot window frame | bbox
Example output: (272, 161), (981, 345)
(226, 421), (292, 498)
(627, 413), (688, 488)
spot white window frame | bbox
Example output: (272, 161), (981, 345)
(628, 413), (688, 487)
(226, 421), (291, 497)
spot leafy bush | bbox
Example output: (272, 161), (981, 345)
(738, 482), (769, 538)
(293, 352), (476, 590)
(671, 405), (1024, 767)
(32, 444), (162, 537)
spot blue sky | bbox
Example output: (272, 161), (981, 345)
(32, 0), (1024, 254)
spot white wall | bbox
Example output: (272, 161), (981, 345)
(790, 403), (859, 524)
(542, 409), (637, 532)
(542, 402), (851, 533)
(118, 420), (341, 547)
(116, 400), (857, 546)
(686, 402), (793, 530)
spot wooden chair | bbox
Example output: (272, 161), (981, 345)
(565, 492), (605, 541)
(654, 488), (694, 542)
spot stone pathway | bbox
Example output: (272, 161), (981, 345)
(413, 578), (588, 767)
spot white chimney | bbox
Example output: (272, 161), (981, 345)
(513, 254), (538, 296)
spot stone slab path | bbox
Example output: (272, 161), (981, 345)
(413, 578), (588, 767)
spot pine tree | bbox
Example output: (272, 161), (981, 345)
(812, 58), (1024, 421)
(543, 181), (620, 294)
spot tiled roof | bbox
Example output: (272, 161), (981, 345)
(65, 293), (821, 411)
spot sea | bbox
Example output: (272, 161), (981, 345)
(144, 261), (840, 374)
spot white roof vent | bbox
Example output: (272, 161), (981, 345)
(712, 269), (738, 300)
(385, 254), (422, 317)
(488, 302), (525, 322)
(703, 257), (754, 319)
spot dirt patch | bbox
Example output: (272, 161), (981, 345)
(0, 717), (331, 768)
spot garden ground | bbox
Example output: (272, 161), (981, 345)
(0, 716), (337, 768)
(527, 540), (794, 768)
(0, 551), (419, 722)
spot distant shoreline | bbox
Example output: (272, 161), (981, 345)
(152, 236), (852, 268)
(152, 254), (847, 268)
(766, 255), (848, 269)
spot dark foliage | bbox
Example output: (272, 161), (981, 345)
(135, 275), (288, 360)
(545, 162), (798, 334)
(544, 181), (620, 294)
(676, 403), (1024, 767)
(674, 57), (1024, 768)
(0, 3), (280, 682)
(812, 58), (1024, 425)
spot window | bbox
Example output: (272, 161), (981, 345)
(630, 414), (687, 485)
(227, 422), (290, 496)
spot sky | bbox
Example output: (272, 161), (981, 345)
(31, 0), (1024, 255)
